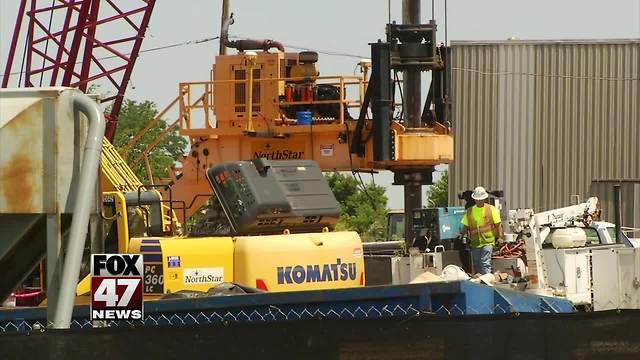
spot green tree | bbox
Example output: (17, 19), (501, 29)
(112, 100), (187, 183)
(426, 169), (448, 207)
(325, 172), (360, 204)
(325, 172), (388, 242)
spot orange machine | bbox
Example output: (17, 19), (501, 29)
(126, 15), (454, 220)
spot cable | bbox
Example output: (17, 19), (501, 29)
(494, 239), (525, 258)
(272, 42), (367, 60)
(3, 36), (221, 78)
(451, 67), (639, 81)
(393, 70), (404, 121)
(355, 170), (378, 210)
(343, 120), (356, 174)
(137, 36), (220, 54)
(17, 15), (30, 86)
(343, 120), (378, 210)
(6, 31), (637, 83)
(2, 34), (369, 79)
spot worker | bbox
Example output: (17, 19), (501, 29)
(457, 186), (504, 275)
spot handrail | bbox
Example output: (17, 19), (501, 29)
(129, 118), (180, 168)
(120, 73), (367, 198)
(621, 227), (640, 234)
(120, 95), (180, 158)
(178, 74), (366, 132)
(179, 75), (364, 86)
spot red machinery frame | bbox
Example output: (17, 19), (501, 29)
(2, 0), (156, 140)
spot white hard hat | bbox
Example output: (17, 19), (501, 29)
(471, 186), (489, 200)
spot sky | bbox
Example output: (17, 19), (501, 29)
(1, 0), (639, 209)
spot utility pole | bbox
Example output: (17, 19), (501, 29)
(219, 0), (230, 55)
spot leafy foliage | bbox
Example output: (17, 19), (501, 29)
(325, 172), (388, 242)
(112, 100), (187, 183)
(426, 170), (448, 207)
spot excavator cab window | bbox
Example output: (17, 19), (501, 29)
(387, 212), (405, 241)
(127, 206), (149, 237)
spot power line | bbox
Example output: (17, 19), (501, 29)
(137, 36), (221, 55)
(280, 44), (366, 59)
(228, 34), (367, 59)
(1, 36), (220, 78)
(1, 34), (367, 79)
(451, 67), (639, 81)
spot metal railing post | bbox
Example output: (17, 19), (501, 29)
(339, 77), (345, 124)
(51, 92), (105, 329)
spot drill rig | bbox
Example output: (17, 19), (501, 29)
(162, 14), (454, 243)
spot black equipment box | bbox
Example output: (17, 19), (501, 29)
(206, 158), (340, 234)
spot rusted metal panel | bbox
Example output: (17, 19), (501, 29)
(0, 87), (88, 214)
(0, 96), (45, 213)
(449, 40), (640, 218)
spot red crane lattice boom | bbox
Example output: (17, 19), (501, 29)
(2, 0), (156, 140)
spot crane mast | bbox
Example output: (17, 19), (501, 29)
(1, 0), (156, 140)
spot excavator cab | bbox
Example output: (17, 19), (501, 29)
(101, 190), (178, 254)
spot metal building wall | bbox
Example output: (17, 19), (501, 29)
(449, 40), (640, 224)
(589, 180), (640, 229)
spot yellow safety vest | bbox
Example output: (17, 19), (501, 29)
(466, 205), (497, 248)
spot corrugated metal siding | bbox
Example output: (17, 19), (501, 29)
(449, 40), (640, 220)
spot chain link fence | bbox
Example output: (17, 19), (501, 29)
(1, 302), (421, 333)
(0, 301), (592, 334)
(2, 279), (628, 335)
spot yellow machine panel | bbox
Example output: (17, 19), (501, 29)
(213, 51), (297, 127)
(234, 231), (365, 292)
(394, 131), (454, 163)
(128, 236), (234, 294)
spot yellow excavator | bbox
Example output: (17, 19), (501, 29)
(77, 153), (364, 298)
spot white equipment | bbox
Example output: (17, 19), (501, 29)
(549, 228), (587, 249)
(391, 246), (445, 284)
(507, 197), (640, 309)
(508, 197), (601, 290)
(591, 247), (640, 310)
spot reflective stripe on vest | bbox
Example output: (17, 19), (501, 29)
(467, 205), (494, 235)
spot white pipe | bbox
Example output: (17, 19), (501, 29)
(51, 92), (105, 328)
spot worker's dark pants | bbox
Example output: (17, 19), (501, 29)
(471, 245), (493, 275)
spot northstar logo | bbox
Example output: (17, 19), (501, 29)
(183, 267), (224, 284)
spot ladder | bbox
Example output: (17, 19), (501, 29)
(100, 137), (180, 233)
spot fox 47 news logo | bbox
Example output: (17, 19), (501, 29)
(91, 254), (144, 321)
